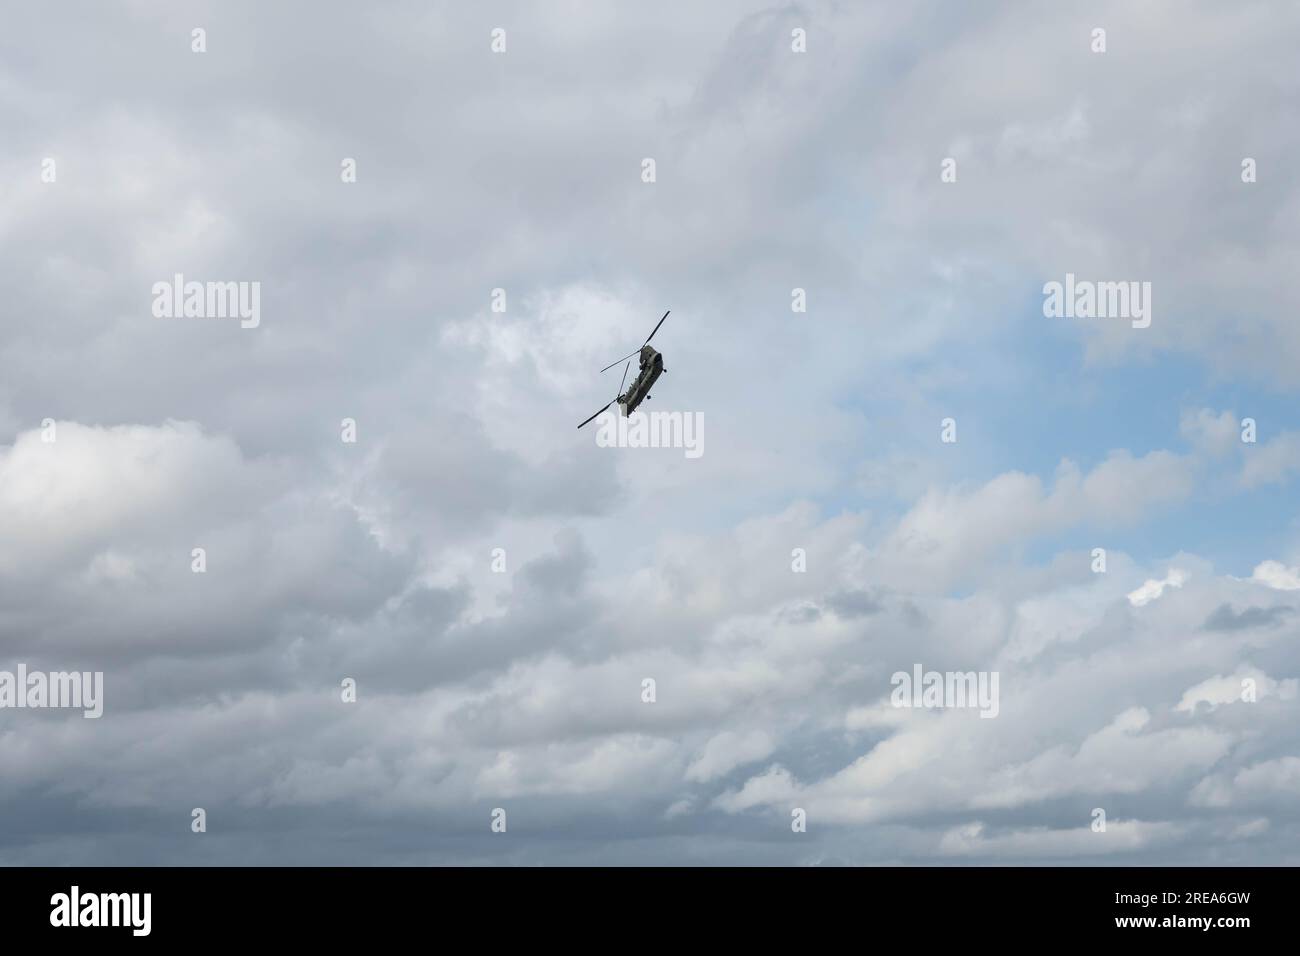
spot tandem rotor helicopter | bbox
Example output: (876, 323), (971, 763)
(577, 310), (670, 428)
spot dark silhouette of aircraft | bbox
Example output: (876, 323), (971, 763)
(578, 311), (670, 428)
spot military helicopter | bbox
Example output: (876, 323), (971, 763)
(577, 310), (670, 428)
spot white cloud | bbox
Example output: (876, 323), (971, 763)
(1251, 560), (1300, 591)
(0, 419), (266, 574)
(877, 451), (1195, 592)
(936, 819), (1183, 858)
(1175, 668), (1298, 712)
(685, 730), (775, 783)
(1190, 757), (1300, 809)
(1128, 568), (1188, 607)
(712, 765), (798, 814)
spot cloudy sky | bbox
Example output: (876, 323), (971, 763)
(2, 0), (1299, 865)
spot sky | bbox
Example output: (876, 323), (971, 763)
(1, 0), (1299, 865)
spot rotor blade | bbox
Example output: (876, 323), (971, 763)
(619, 360), (630, 394)
(643, 310), (670, 345)
(600, 349), (640, 373)
(577, 401), (613, 429)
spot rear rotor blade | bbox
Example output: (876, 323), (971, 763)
(600, 348), (640, 373)
(643, 310), (670, 345)
(619, 360), (630, 395)
(577, 401), (613, 429)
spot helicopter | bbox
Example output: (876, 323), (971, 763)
(577, 310), (670, 428)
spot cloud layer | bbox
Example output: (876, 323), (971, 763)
(1, 1), (1299, 864)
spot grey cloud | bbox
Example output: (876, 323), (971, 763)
(2, 0), (1300, 866)
(1203, 603), (1294, 632)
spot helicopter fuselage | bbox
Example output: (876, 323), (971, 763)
(618, 346), (664, 416)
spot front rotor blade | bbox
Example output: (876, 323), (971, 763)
(600, 348), (640, 373)
(577, 402), (613, 429)
(619, 360), (630, 394)
(643, 310), (670, 345)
